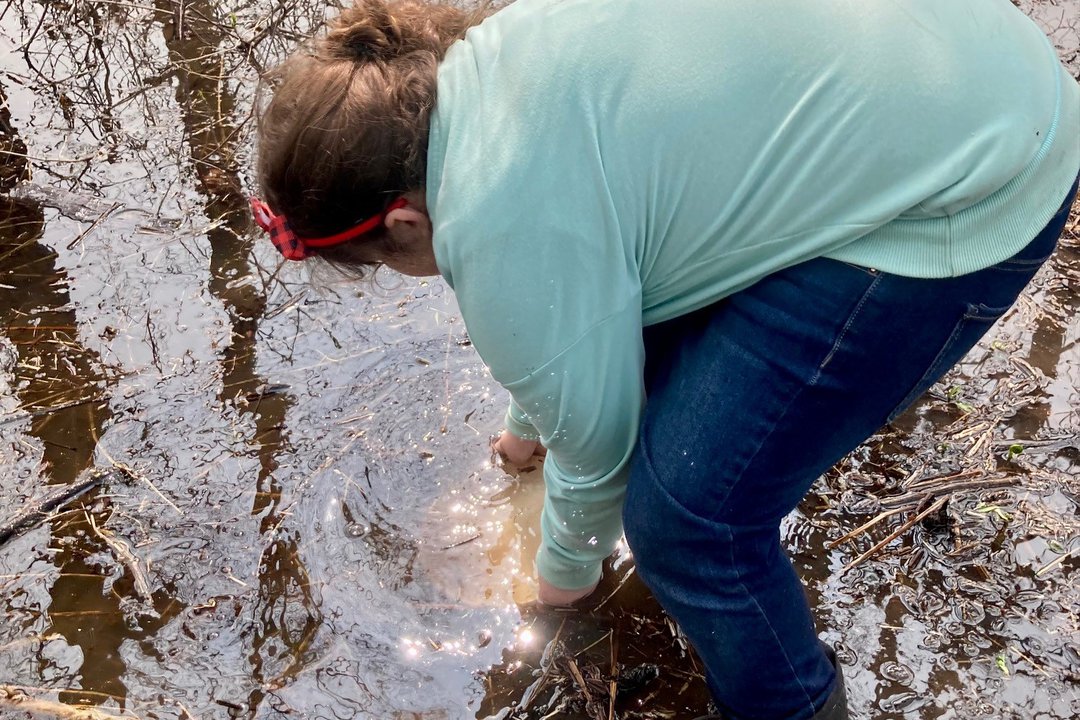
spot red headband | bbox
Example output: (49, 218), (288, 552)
(249, 197), (409, 261)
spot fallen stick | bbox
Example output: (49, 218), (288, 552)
(111, 461), (183, 517)
(903, 468), (982, 492)
(608, 629), (618, 720)
(0, 634), (63, 654)
(0, 468), (121, 547)
(519, 618), (567, 713)
(826, 507), (907, 549)
(566, 658), (593, 704)
(85, 512), (154, 604)
(0, 396), (103, 428)
(840, 496), (949, 574)
(1035, 547), (1076, 577)
(879, 476), (1015, 510)
(0, 685), (139, 719)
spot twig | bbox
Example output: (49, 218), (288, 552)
(841, 496), (949, 574)
(0, 147), (99, 163)
(574, 630), (614, 658)
(85, 511), (153, 604)
(1035, 547), (1076, 577)
(519, 618), (567, 713)
(0, 685), (125, 705)
(0, 468), (118, 546)
(904, 469), (982, 492)
(827, 507), (907, 549)
(950, 423), (992, 441)
(66, 204), (121, 250)
(224, 572), (249, 588)
(112, 462), (182, 516)
(0, 396), (103, 427)
(608, 627), (618, 720)
(566, 658), (593, 704)
(965, 426), (996, 458)
(440, 533), (481, 551)
(879, 476), (1015, 510)
(1007, 644), (1052, 677)
(594, 567), (636, 610)
(0, 634), (63, 654)
(145, 312), (161, 372)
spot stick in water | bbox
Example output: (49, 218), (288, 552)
(0, 467), (122, 546)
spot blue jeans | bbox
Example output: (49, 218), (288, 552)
(623, 177), (1077, 720)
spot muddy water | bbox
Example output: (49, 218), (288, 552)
(0, 2), (1077, 719)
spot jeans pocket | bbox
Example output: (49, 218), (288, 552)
(834, 260), (881, 278)
(886, 302), (1011, 423)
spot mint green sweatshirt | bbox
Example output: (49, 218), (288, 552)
(426, 0), (1080, 590)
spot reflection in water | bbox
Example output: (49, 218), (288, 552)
(0, 85), (29, 192)
(1, 75), (132, 705)
(158, 2), (319, 715)
(0, 196), (181, 707)
(1020, 242), (1080, 437)
(0, 174), (107, 478)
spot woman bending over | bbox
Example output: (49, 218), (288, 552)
(253, 1), (1080, 717)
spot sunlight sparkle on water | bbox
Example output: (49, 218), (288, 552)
(402, 638), (421, 659)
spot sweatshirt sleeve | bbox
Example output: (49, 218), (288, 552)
(439, 218), (645, 590)
(504, 397), (540, 441)
(501, 300), (644, 590)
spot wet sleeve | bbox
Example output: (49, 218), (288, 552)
(501, 300), (644, 590)
(440, 208), (644, 590)
(504, 397), (540, 441)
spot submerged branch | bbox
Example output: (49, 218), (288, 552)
(85, 511), (154, 604)
(0, 467), (122, 546)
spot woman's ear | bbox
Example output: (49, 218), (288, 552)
(380, 195), (438, 276)
(385, 190), (429, 230)
(384, 204), (429, 230)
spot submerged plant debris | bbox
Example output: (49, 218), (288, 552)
(0, 2), (1078, 719)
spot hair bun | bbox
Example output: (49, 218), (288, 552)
(325, 0), (405, 62)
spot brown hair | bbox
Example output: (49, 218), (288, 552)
(256, 0), (482, 275)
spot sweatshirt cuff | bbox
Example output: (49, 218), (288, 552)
(536, 543), (604, 591)
(504, 402), (540, 441)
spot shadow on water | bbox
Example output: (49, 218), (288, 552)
(0, 2), (1077, 720)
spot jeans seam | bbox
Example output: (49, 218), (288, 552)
(992, 262), (1052, 273)
(997, 256), (1051, 267)
(723, 522), (818, 718)
(810, 273), (883, 384)
(885, 314), (968, 424)
(697, 283), (882, 522)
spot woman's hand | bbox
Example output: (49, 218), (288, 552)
(492, 430), (544, 465)
(537, 576), (598, 607)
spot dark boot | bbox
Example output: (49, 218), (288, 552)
(692, 648), (848, 720)
(809, 651), (848, 720)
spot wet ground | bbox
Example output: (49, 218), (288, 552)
(0, 2), (1077, 719)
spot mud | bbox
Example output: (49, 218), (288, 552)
(0, 2), (1077, 719)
